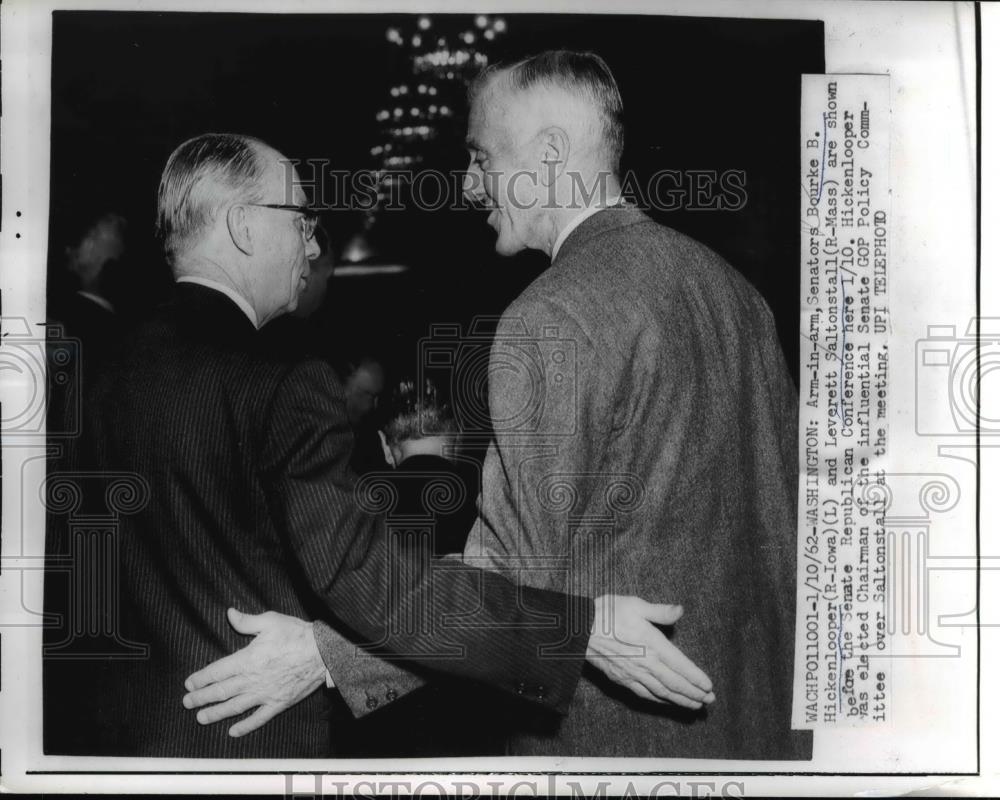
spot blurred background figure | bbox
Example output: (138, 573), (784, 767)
(263, 220), (392, 478)
(50, 211), (128, 370)
(344, 355), (386, 430)
(346, 377), (508, 757)
(47, 211), (129, 435)
(290, 223), (336, 321)
(262, 221), (337, 353)
(379, 377), (479, 557)
(260, 221), (394, 480)
(335, 350), (389, 475)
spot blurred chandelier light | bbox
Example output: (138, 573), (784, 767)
(337, 229), (410, 277)
(352, 13), (506, 278)
(333, 263), (409, 277)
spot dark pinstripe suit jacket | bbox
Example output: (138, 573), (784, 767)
(48, 284), (591, 757)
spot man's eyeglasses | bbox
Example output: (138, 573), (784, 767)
(248, 203), (319, 242)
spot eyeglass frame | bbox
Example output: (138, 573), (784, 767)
(246, 203), (320, 242)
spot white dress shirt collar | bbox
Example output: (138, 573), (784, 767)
(550, 197), (622, 262)
(175, 276), (258, 329)
(77, 290), (115, 313)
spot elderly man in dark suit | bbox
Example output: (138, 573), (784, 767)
(46, 131), (715, 757)
(185, 52), (809, 759)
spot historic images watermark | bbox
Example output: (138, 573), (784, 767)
(281, 160), (749, 214)
(795, 74), (893, 728)
(284, 773), (747, 798)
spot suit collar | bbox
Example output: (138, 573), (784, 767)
(175, 276), (258, 328)
(550, 197), (622, 262)
(170, 282), (259, 339)
(552, 205), (649, 265)
(77, 290), (116, 314)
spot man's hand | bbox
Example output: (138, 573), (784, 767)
(586, 595), (716, 709)
(182, 608), (327, 737)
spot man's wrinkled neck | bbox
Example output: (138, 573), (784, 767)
(397, 435), (452, 462)
(546, 171), (623, 260)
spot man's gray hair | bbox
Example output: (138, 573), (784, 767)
(156, 132), (268, 265)
(470, 50), (625, 173)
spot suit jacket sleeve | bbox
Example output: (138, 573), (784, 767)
(312, 620), (425, 717)
(463, 294), (622, 597)
(259, 360), (593, 714)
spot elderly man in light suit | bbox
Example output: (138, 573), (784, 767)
(186, 51), (808, 759)
(459, 51), (808, 758)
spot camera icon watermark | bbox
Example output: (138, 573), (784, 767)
(915, 317), (1000, 437)
(0, 317), (81, 437)
(417, 316), (577, 438)
(849, 469), (994, 657)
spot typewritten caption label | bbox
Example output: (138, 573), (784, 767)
(795, 74), (891, 729)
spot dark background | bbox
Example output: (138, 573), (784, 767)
(49, 11), (824, 376)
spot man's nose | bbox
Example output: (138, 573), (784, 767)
(305, 235), (321, 261)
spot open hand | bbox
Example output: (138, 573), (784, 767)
(586, 595), (715, 709)
(182, 608), (327, 737)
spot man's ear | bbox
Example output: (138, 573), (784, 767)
(226, 204), (254, 256)
(378, 430), (396, 468)
(539, 126), (570, 186)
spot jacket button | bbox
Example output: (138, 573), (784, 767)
(386, 689), (398, 702)
(366, 696), (379, 710)
(515, 682), (526, 695)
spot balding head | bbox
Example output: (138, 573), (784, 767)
(464, 50), (626, 257)
(155, 132), (320, 327)
(469, 50), (624, 176)
(157, 133), (272, 267)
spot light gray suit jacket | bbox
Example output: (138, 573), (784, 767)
(462, 207), (810, 759)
